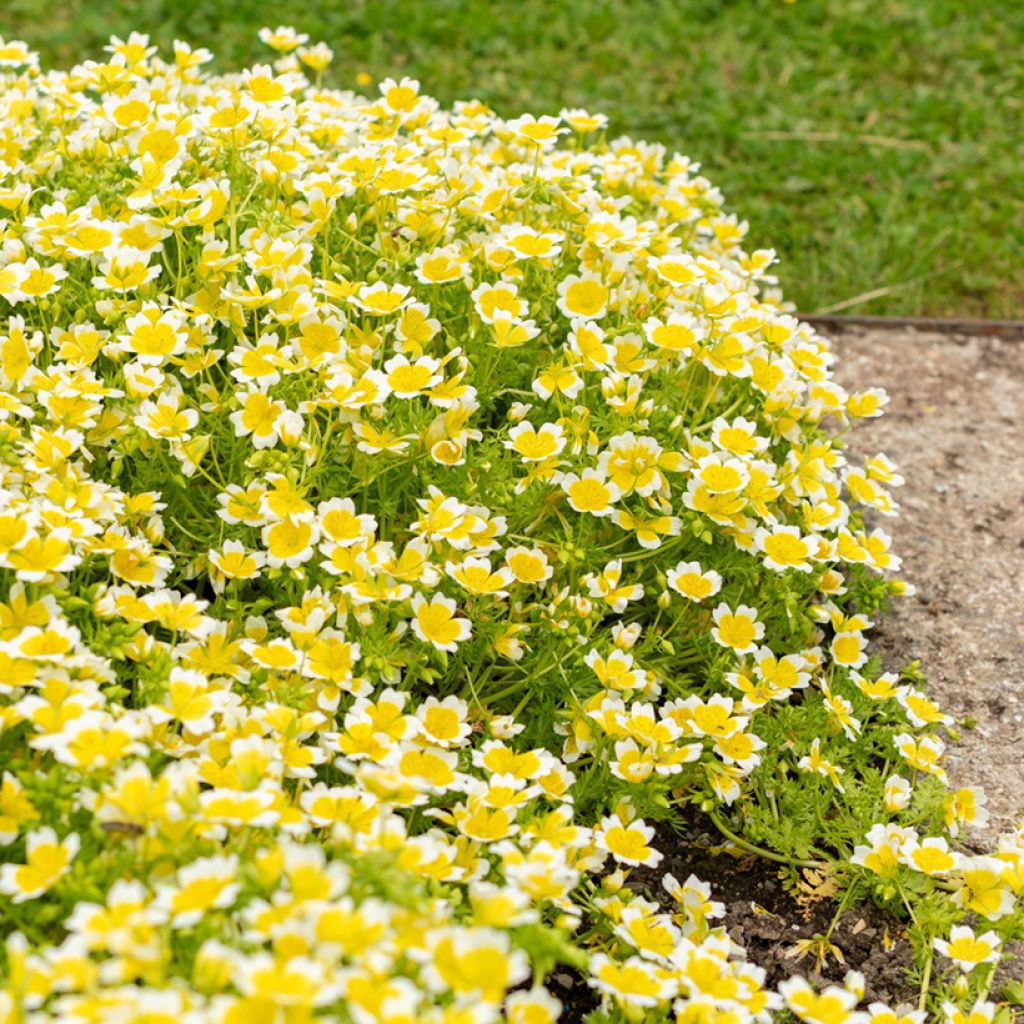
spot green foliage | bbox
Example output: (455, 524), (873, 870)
(4, 0), (1023, 316)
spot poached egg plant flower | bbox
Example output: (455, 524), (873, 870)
(0, 27), (1019, 1023)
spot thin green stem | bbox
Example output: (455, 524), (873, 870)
(917, 951), (932, 1013)
(706, 807), (823, 870)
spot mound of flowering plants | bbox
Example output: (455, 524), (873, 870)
(1, 26), (1022, 1024)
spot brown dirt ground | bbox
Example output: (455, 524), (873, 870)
(831, 327), (1024, 844)
(552, 816), (917, 1024)
(636, 819), (917, 1002)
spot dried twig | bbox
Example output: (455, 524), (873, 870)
(813, 286), (896, 315)
(812, 260), (964, 315)
(742, 129), (931, 152)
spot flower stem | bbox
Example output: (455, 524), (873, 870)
(706, 807), (823, 870)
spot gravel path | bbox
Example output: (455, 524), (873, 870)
(831, 327), (1024, 843)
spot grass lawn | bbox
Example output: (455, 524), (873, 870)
(4, 0), (1022, 317)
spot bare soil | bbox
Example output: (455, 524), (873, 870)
(553, 816), (917, 1024)
(831, 327), (1024, 843)
(635, 819), (916, 1002)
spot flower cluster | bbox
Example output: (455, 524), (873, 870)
(0, 28), (1021, 1023)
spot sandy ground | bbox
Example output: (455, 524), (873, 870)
(830, 327), (1024, 844)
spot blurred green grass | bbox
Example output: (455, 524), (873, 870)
(4, 0), (1022, 317)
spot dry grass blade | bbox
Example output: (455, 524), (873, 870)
(742, 129), (932, 152)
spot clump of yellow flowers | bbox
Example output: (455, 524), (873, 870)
(0, 27), (1021, 1024)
